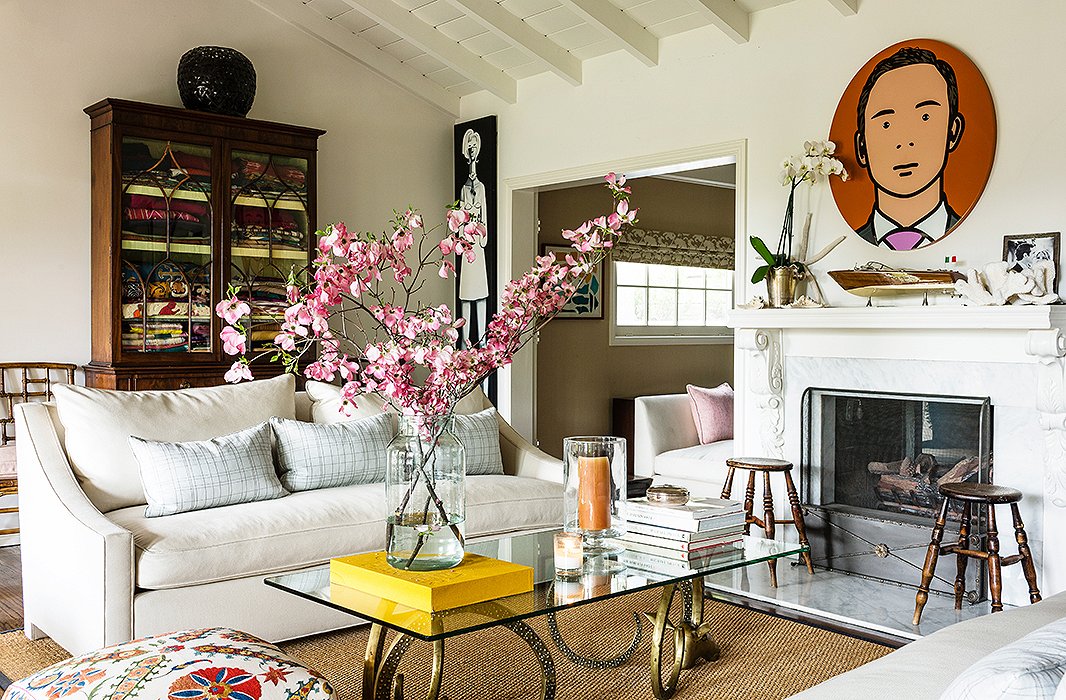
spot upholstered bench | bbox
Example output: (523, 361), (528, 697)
(2, 628), (335, 700)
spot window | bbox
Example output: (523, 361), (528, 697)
(612, 261), (733, 344)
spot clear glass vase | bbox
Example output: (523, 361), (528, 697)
(385, 415), (466, 571)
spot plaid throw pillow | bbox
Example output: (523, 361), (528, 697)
(272, 413), (394, 491)
(453, 408), (504, 476)
(130, 421), (286, 517)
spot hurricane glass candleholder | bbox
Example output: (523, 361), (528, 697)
(563, 436), (626, 553)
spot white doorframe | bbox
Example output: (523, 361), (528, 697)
(500, 140), (748, 442)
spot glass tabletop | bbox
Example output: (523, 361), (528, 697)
(265, 530), (806, 642)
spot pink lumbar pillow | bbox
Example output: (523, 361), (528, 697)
(686, 383), (734, 444)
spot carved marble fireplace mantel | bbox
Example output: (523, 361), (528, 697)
(730, 304), (1066, 599)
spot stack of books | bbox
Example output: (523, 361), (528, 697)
(620, 496), (746, 574)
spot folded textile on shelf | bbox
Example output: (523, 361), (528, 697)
(121, 301), (212, 320)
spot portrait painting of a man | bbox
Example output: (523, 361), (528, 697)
(830, 40), (996, 251)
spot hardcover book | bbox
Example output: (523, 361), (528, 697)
(329, 552), (533, 612)
(625, 508), (747, 532)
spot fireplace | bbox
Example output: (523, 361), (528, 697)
(801, 388), (993, 600)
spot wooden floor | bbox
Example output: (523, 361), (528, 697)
(0, 547), (22, 632)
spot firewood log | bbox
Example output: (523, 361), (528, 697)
(878, 474), (923, 491)
(868, 458), (907, 475)
(937, 456), (981, 487)
(914, 454), (937, 475)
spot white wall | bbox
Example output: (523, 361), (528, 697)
(460, 0), (1066, 431)
(0, 0), (455, 367)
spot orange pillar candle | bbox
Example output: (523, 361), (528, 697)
(577, 455), (612, 531)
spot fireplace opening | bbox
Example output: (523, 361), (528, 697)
(801, 388), (992, 599)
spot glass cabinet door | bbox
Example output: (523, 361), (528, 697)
(229, 150), (310, 354)
(120, 137), (213, 354)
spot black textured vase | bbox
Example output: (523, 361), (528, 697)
(177, 46), (256, 117)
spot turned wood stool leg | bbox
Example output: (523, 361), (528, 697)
(743, 471), (756, 536)
(720, 466), (736, 501)
(783, 470), (814, 575)
(954, 502), (971, 610)
(763, 471), (778, 588)
(913, 496), (951, 625)
(1010, 503), (1042, 604)
(987, 505), (1004, 613)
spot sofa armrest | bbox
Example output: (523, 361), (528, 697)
(496, 413), (563, 483)
(633, 394), (699, 478)
(16, 403), (135, 654)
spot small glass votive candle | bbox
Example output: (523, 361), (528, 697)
(554, 531), (583, 577)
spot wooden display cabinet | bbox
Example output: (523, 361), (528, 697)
(83, 99), (324, 390)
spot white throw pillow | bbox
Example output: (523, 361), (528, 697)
(454, 408), (504, 476)
(272, 413), (394, 491)
(940, 617), (1066, 699)
(131, 422), (286, 517)
(54, 375), (296, 512)
(1056, 672), (1066, 699)
(304, 380), (386, 424)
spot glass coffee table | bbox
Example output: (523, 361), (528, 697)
(266, 530), (806, 700)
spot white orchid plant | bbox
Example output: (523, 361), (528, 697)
(750, 139), (847, 283)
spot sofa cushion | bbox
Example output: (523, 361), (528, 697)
(272, 413), (393, 491)
(686, 383), (733, 444)
(454, 408), (505, 476)
(940, 616), (1066, 699)
(306, 381), (489, 424)
(305, 380), (387, 424)
(131, 422), (287, 517)
(653, 440), (735, 484)
(54, 375), (296, 512)
(108, 475), (563, 589)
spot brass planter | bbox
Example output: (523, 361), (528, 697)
(765, 265), (803, 308)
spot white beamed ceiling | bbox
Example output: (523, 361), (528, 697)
(253, 0), (853, 115)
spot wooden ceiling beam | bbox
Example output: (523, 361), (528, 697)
(249, 0), (459, 115)
(559, 0), (658, 67)
(691, 0), (750, 43)
(826, 0), (859, 15)
(446, 0), (582, 86)
(342, 0), (517, 103)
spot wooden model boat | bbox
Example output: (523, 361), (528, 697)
(828, 263), (965, 298)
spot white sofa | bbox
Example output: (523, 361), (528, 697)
(16, 378), (563, 654)
(633, 393), (733, 497)
(790, 590), (1066, 698)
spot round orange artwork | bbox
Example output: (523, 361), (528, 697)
(829, 39), (996, 251)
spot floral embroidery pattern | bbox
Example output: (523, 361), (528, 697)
(167, 667), (261, 700)
(43, 669), (106, 699)
(4, 629), (335, 700)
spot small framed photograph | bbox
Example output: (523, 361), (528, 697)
(1003, 232), (1060, 285)
(542, 245), (604, 319)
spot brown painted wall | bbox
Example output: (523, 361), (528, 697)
(535, 178), (735, 458)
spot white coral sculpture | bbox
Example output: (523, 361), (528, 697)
(1016, 259), (1059, 305)
(954, 261), (1058, 306)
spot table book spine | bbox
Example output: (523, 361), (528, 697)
(625, 509), (747, 532)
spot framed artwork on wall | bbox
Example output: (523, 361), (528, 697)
(454, 115), (497, 401)
(543, 245), (603, 319)
(828, 39), (997, 251)
(1003, 232), (1060, 286)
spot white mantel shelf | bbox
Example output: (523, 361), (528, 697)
(729, 305), (1066, 331)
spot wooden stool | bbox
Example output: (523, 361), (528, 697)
(913, 482), (1041, 625)
(722, 457), (814, 587)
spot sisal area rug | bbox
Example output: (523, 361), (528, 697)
(0, 591), (890, 699)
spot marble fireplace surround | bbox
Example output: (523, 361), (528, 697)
(730, 306), (1066, 606)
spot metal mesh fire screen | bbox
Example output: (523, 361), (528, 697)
(800, 388), (992, 600)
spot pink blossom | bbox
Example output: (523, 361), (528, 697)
(215, 297), (251, 325)
(224, 361), (253, 383)
(220, 326), (246, 356)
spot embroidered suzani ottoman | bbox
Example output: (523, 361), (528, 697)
(3, 628), (335, 700)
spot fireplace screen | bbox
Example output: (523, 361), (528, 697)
(801, 388), (992, 596)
